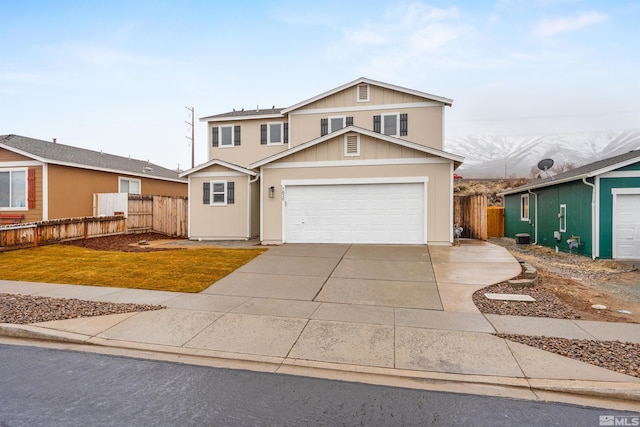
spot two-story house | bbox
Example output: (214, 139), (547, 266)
(180, 77), (464, 245)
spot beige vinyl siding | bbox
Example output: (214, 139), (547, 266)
(289, 105), (444, 150)
(297, 85), (427, 110)
(278, 134), (435, 164)
(188, 166), (251, 240)
(207, 119), (289, 168)
(261, 162), (452, 245)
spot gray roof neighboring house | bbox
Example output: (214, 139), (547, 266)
(501, 149), (640, 196)
(200, 108), (284, 122)
(0, 134), (185, 182)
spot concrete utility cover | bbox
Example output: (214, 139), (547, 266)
(484, 293), (536, 302)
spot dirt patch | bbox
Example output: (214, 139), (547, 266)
(454, 178), (529, 206)
(486, 238), (640, 324)
(62, 233), (185, 252)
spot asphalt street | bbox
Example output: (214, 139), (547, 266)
(1, 344), (635, 426)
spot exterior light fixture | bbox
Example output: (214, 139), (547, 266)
(269, 186), (275, 198)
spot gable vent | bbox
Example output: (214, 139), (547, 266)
(344, 134), (360, 157)
(357, 83), (370, 102)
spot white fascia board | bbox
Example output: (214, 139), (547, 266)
(250, 126), (464, 169)
(281, 77), (453, 114)
(498, 175), (590, 196)
(0, 160), (44, 167)
(588, 157), (640, 178)
(199, 113), (283, 123)
(281, 176), (429, 186)
(180, 159), (257, 177)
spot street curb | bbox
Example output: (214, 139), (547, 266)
(2, 323), (639, 405)
(0, 323), (91, 344)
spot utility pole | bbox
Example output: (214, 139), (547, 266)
(185, 106), (195, 168)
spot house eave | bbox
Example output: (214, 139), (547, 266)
(180, 158), (258, 178)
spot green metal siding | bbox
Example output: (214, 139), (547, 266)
(505, 180), (593, 257)
(504, 193), (535, 237)
(598, 176), (640, 258)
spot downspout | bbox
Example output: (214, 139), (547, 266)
(247, 173), (260, 239)
(582, 177), (596, 259)
(527, 189), (538, 244)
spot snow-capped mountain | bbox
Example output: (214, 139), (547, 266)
(445, 129), (640, 178)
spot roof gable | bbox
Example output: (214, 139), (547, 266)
(281, 77), (453, 114)
(249, 126), (464, 169)
(0, 134), (184, 182)
(179, 158), (257, 177)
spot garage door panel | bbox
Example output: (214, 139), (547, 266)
(614, 193), (640, 259)
(284, 182), (425, 244)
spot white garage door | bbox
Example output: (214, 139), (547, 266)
(284, 182), (426, 244)
(613, 193), (640, 259)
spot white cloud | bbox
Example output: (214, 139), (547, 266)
(533, 11), (608, 37)
(58, 43), (156, 67)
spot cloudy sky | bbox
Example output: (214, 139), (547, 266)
(1, 0), (638, 170)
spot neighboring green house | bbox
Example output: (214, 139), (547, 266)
(500, 150), (640, 260)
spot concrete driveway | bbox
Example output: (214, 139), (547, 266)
(202, 241), (520, 313)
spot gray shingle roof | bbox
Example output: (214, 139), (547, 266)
(201, 108), (284, 120)
(502, 149), (640, 195)
(0, 134), (185, 182)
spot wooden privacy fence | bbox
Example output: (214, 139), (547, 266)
(95, 194), (188, 237)
(152, 195), (188, 237)
(487, 206), (505, 238)
(454, 194), (488, 240)
(0, 216), (126, 249)
(454, 195), (505, 241)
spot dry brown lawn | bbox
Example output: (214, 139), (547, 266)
(0, 245), (267, 293)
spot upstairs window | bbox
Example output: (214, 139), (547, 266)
(0, 168), (27, 209)
(260, 123), (288, 145)
(321, 116), (353, 136)
(521, 194), (530, 221)
(119, 177), (141, 194)
(373, 113), (408, 137)
(212, 125), (241, 148)
(329, 116), (345, 133)
(383, 113), (399, 136)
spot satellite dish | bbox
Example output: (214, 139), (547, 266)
(537, 158), (555, 180)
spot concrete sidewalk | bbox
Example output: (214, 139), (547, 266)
(1, 240), (639, 411)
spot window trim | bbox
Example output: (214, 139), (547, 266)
(119, 177), (141, 194)
(218, 125), (235, 148)
(328, 116), (346, 133)
(559, 204), (567, 232)
(520, 194), (530, 221)
(210, 180), (228, 206)
(381, 112), (400, 137)
(267, 122), (284, 146)
(0, 167), (28, 210)
(344, 134), (360, 157)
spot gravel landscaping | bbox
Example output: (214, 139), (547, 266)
(0, 293), (164, 324)
(497, 334), (640, 378)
